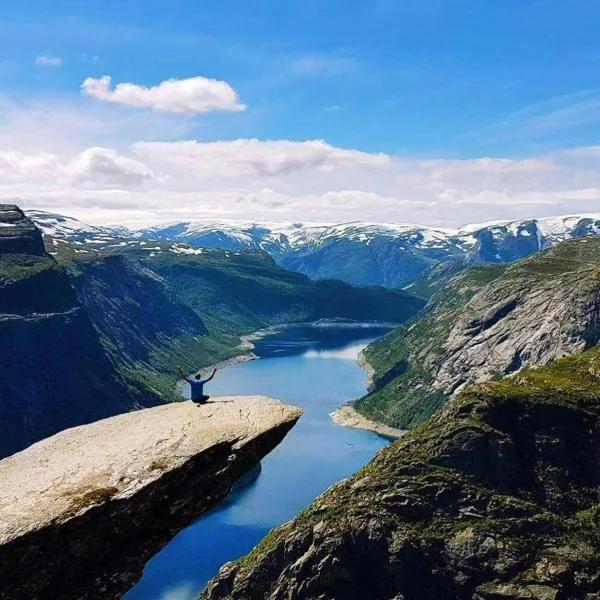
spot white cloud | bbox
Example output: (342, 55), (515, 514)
(0, 147), (154, 189)
(0, 93), (198, 154)
(0, 99), (600, 227)
(35, 55), (62, 67)
(65, 147), (154, 188)
(0, 150), (61, 182)
(133, 139), (392, 179)
(463, 91), (600, 146)
(81, 75), (246, 114)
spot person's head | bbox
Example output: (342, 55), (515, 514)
(194, 373), (202, 380)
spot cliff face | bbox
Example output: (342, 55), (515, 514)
(0, 205), (145, 458)
(0, 205), (46, 255)
(67, 253), (215, 400)
(356, 237), (600, 429)
(203, 349), (600, 600)
(0, 396), (302, 600)
(53, 242), (424, 401)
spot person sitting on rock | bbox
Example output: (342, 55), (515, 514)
(177, 366), (217, 404)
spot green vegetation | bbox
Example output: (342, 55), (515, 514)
(55, 242), (423, 403)
(355, 264), (507, 427)
(0, 253), (56, 281)
(354, 237), (600, 430)
(202, 345), (600, 599)
(0, 253), (78, 316)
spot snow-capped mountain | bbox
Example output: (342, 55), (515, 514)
(27, 210), (600, 290)
(133, 214), (600, 287)
(26, 210), (129, 241)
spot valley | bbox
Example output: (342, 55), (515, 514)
(0, 204), (421, 458)
(125, 323), (393, 600)
(3, 5), (600, 599)
(203, 344), (600, 600)
(3, 204), (600, 600)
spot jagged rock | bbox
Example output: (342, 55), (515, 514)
(435, 240), (600, 395)
(0, 205), (45, 256)
(357, 236), (600, 428)
(0, 396), (302, 600)
(202, 350), (600, 600)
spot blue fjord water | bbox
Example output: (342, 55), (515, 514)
(124, 324), (392, 600)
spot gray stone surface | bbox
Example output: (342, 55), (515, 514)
(0, 396), (302, 599)
(433, 242), (600, 396)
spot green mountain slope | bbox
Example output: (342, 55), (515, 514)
(52, 240), (424, 403)
(203, 345), (600, 600)
(0, 203), (424, 457)
(355, 237), (600, 429)
(0, 206), (149, 458)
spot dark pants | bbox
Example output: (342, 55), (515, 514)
(193, 395), (210, 403)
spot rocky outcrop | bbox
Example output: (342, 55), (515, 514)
(0, 205), (45, 255)
(435, 241), (600, 395)
(356, 237), (600, 429)
(0, 205), (148, 458)
(202, 349), (600, 600)
(0, 396), (302, 600)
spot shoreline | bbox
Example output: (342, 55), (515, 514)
(330, 405), (406, 441)
(331, 342), (406, 441)
(204, 319), (396, 374)
(200, 336), (258, 374)
(357, 349), (376, 389)
(204, 321), (405, 441)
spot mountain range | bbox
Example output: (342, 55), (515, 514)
(202, 233), (600, 600)
(6, 206), (600, 598)
(28, 210), (600, 291)
(0, 205), (421, 458)
(357, 235), (600, 429)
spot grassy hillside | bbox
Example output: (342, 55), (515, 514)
(203, 344), (600, 599)
(145, 248), (423, 328)
(356, 264), (508, 427)
(355, 236), (600, 429)
(53, 241), (424, 402)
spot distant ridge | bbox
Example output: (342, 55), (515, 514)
(27, 210), (600, 289)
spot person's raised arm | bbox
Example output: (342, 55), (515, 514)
(177, 365), (188, 381)
(205, 368), (217, 382)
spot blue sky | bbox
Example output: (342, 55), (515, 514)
(0, 1), (600, 225)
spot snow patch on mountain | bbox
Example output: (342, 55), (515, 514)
(26, 209), (600, 289)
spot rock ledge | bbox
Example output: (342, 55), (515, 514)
(0, 396), (302, 600)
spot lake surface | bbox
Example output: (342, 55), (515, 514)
(125, 324), (392, 600)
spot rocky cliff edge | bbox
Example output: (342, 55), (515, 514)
(0, 396), (302, 600)
(203, 349), (600, 600)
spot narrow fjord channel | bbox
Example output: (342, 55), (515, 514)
(125, 324), (392, 600)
